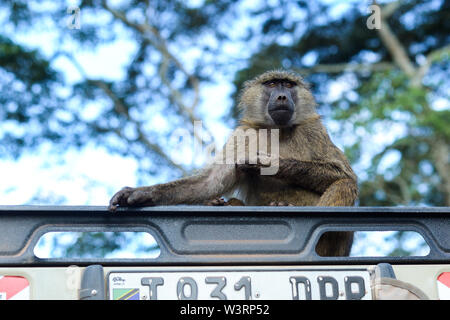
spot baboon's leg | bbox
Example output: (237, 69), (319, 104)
(316, 231), (354, 257)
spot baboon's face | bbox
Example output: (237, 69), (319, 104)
(262, 79), (297, 126)
(239, 70), (317, 128)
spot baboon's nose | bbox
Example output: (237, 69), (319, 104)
(277, 94), (287, 101)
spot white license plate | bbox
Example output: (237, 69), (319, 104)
(108, 266), (372, 300)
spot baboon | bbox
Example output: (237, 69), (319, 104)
(109, 70), (358, 256)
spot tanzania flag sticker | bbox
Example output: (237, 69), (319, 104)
(0, 276), (30, 300)
(437, 272), (450, 300)
(113, 288), (140, 300)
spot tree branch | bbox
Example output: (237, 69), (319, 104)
(293, 62), (394, 75)
(431, 138), (450, 206)
(412, 44), (450, 86)
(157, 57), (208, 146)
(87, 79), (188, 175)
(379, 0), (401, 19)
(101, 0), (211, 150)
(375, 0), (417, 78)
(101, 0), (200, 112)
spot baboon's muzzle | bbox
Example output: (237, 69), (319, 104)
(268, 90), (294, 125)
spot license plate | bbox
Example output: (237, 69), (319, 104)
(108, 267), (372, 300)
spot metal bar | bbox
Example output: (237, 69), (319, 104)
(0, 205), (448, 266)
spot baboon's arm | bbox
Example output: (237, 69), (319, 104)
(108, 164), (237, 211)
(275, 158), (358, 206)
(237, 156), (358, 206)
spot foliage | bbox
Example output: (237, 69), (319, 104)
(0, 0), (238, 181)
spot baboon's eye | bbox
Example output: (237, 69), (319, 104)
(267, 81), (276, 88)
(283, 81), (295, 88)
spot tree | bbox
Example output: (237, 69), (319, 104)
(1, 0), (237, 184)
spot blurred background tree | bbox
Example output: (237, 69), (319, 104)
(1, 0), (448, 257)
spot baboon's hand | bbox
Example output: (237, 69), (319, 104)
(205, 197), (228, 206)
(108, 186), (156, 212)
(235, 152), (273, 173)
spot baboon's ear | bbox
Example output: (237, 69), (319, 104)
(304, 81), (314, 90)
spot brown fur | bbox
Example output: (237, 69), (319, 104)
(109, 70), (358, 256)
